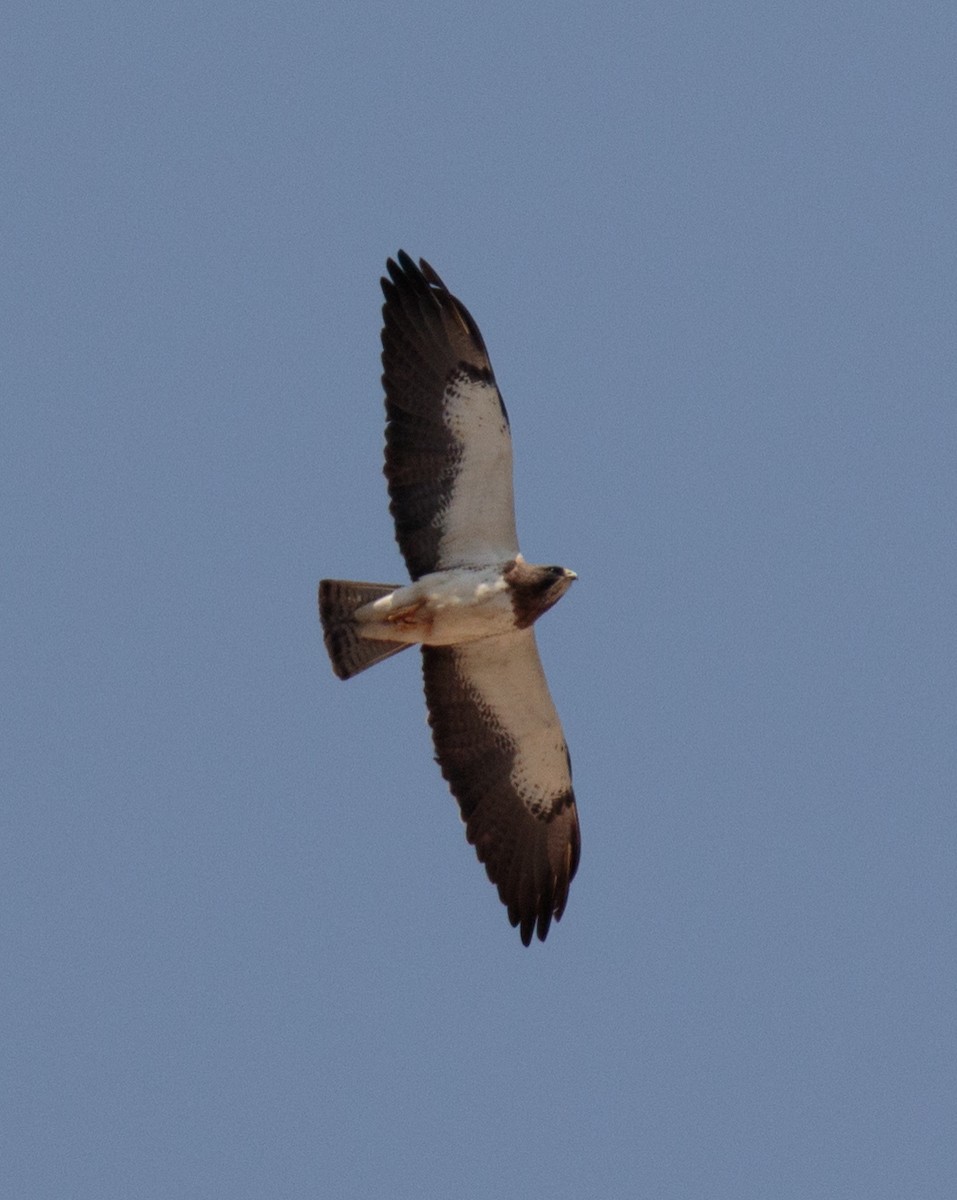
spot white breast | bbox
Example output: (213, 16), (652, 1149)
(356, 566), (517, 647)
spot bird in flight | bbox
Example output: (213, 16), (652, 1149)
(319, 252), (579, 945)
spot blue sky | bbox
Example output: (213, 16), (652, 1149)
(4, 3), (956, 1196)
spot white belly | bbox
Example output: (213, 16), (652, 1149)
(355, 567), (517, 646)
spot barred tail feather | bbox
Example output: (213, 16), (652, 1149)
(318, 579), (410, 680)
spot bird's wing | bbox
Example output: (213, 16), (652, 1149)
(381, 252), (519, 581)
(422, 629), (579, 944)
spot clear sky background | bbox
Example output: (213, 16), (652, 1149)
(4, 3), (956, 1197)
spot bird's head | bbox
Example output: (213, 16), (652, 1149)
(505, 560), (577, 628)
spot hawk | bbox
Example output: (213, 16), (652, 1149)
(319, 252), (580, 944)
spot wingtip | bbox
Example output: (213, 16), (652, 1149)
(515, 910), (535, 947)
(511, 903), (557, 947)
(383, 250), (447, 297)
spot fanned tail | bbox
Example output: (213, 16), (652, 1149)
(318, 579), (410, 680)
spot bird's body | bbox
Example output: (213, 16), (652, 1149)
(319, 252), (580, 945)
(353, 564), (519, 647)
(350, 558), (576, 649)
